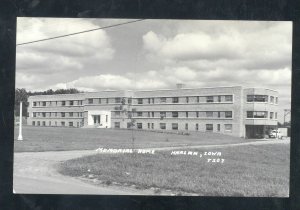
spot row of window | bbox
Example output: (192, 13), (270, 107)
(115, 122), (232, 132)
(127, 111), (233, 118)
(31, 94), (279, 107)
(32, 121), (83, 127)
(33, 100), (83, 107)
(32, 112), (83, 118)
(32, 95), (234, 107)
(246, 95), (278, 104)
(246, 111), (277, 119)
(136, 95), (233, 104)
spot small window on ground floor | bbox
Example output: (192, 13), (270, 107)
(32, 121), (35, 126)
(137, 123), (143, 129)
(151, 123), (154, 129)
(114, 122), (120, 128)
(206, 124), (213, 131)
(172, 123), (178, 130)
(225, 124), (232, 132)
(185, 123), (188, 130)
(217, 124), (220, 132)
(69, 122), (73, 127)
(42, 121), (46, 126)
(148, 123), (150, 129)
(61, 122), (65, 126)
(160, 123), (166, 130)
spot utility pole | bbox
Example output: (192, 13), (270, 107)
(17, 102), (23, 141)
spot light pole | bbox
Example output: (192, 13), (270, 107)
(17, 102), (23, 141)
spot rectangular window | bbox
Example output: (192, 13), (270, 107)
(197, 96), (200, 103)
(37, 121), (40, 126)
(172, 97), (179, 103)
(42, 121), (46, 126)
(206, 111), (213, 117)
(138, 98), (143, 104)
(62, 101), (66, 106)
(106, 115), (108, 122)
(42, 101), (46, 106)
(152, 98), (155, 104)
(151, 123), (154, 129)
(49, 121), (51, 126)
(69, 122), (73, 127)
(247, 111), (268, 118)
(70, 101), (74, 106)
(69, 112), (73, 117)
(196, 111), (199, 118)
(218, 111), (221, 118)
(32, 121), (35, 126)
(275, 112), (277, 119)
(88, 99), (93, 104)
(128, 98), (132, 104)
(270, 112), (274, 119)
(186, 112), (189, 118)
(225, 95), (233, 102)
(160, 97), (166, 103)
(160, 112), (166, 119)
(206, 124), (213, 131)
(206, 96), (214, 103)
(218, 96), (221, 102)
(106, 98), (109, 104)
(42, 112), (46, 117)
(217, 124), (220, 131)
(61, 122), (65, 126)
(160, 123), (166, 130)
(115, 122), (120, 128)
(195, 123), (199, 131)
(115, 111), (120, 117)
(275, 97), (278, 104)
(270, 96), (274, 103)
(33, 102), (37, 106)
(148, 112), (151, 117)
(225, 111), (232, 118)
(148, 98), (151, 104)
(247, 95), (268, 102)
(172, 112), (178, 118)
(115, 97), (121, 103)
(33, 112), (36, 118)
(185, 123), (188, 130)
(225, 124), (232, 132)
(148, 123), (150, 129)
(152, 112), (154, 117)
(186, 97), (189, 103)
(61, 112), (65, 117)
(172, 123), (178, 130)
(137, 112), (143, 117)
(137, 123), (143, 129)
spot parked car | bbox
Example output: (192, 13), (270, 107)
(269, 130), (283, 139)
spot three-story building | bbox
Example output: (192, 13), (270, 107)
(27, 85), (279, 138)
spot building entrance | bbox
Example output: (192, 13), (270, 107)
(93, 115), (101, 126)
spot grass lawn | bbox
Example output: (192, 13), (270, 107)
(14, 126), (251, 152)
(57, 144), (290, 197)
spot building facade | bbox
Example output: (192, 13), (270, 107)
(27, 86), (279, 138)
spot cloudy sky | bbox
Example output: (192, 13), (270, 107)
(16, 18), (292, 122)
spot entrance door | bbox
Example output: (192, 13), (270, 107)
(93, 115), (101, 126)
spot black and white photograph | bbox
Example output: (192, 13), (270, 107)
(13, 18), (292, 197)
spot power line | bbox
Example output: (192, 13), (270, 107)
(17, 19), (145, 46)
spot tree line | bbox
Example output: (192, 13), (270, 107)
(15, 88), (82, 117)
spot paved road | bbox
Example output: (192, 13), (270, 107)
(13, 139), (289, 194)
(13, 150), (151, 195)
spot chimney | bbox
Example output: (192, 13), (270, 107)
(176, 83), (185, 89)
